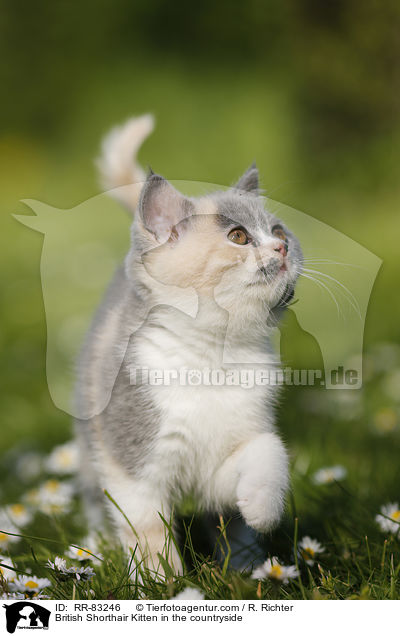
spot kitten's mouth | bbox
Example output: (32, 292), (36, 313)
(250, 262), (287, 286)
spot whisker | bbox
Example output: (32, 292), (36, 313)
(297, 271), (341, 316)
(302, 258), (363, 270)
(302, 267), (361, 318)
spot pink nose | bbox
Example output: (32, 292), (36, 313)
(273, 241), (287, 257)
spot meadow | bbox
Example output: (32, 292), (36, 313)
(1, 1), (400, 600)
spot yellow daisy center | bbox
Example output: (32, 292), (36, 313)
(10, 504), (25, 516)
(269, 564), (283, 579)
(0, 532), (8, 543)
(46, 480), (60, 492)
(374, 408), (397, 432)
(59, 451), (72, 467)
(25, 580), (39, 589)
(391, 510), (400, 521)
(76, 549), (85, 558)
(302, 547), (315, 560)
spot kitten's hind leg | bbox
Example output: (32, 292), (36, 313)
(75, 419), (108, 531)
(102, 469), (183, 579)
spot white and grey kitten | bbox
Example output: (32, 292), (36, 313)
(75, 115), (303, 574)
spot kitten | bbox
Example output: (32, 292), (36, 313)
(75, 115), (303, 575)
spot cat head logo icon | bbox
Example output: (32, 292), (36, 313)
(3, 602), (51, 633)
(14, 188), (381, 418)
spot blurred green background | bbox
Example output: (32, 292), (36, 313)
(1, 0), (399, 499)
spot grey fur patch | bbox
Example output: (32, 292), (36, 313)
(100, 350), (161, 477)
(214, 193), (267, 233)
(212, 191), (272, 238)
(233, 163), (259, 193)
(75, 265), (160, 479)
(212, 190), (302, 260)
(211, 188), (303, 312)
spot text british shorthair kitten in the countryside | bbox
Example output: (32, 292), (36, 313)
(75, 114), (303, 575)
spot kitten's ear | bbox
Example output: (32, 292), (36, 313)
(233, 163), (259, 193)
(138, 171), (192, 241)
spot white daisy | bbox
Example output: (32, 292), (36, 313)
(66, 565), (95, 581)
(298, 536), (324, 566)
(46, 557), (95, 581)
(10, 575), (51, 595)
(0, 555), (16, 581)
(172, 587), (205, 600)
(45, 441), (79, 475)
(5, 503), (33, 527)
(376, 502), (400, 534)
(252, 557), (299, 584)
(37, 479), (75, 515)
(46, 556), (69, 573)
(331, 391), (363, 421)
(373, 408), (398, 434)
(65, 538), (102, 562)
(0, 512), (20, 548)
(0, 592), (25, 600)
(15, 452), (43, 483)
(313, 465), (347, 485)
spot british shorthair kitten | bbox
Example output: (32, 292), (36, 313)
(75, 115), (303, 575)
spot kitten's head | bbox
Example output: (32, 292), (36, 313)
(127, 166), (302, 324)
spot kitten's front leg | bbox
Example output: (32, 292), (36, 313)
(236, 433), (289, 532)
(213, 432), (289, 532)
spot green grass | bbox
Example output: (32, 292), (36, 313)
(1, 344), (399, 600)
(0, 491), (399, 600)
(1, 60), (399, 601)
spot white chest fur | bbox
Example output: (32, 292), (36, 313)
(134, 311), (277, 499)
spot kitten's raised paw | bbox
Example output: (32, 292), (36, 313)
(236, 482), (284, 533)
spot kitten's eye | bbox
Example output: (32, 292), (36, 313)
(271, 224), (287, 242)
(228, 228), (250, 245)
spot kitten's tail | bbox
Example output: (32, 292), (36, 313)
(97, 114), (155, 214)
